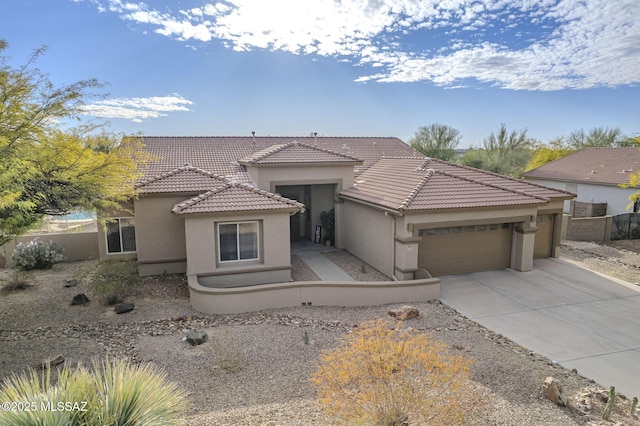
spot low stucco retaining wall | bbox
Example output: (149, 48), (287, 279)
(188, 275), (441, 315)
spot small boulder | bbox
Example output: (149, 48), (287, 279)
(543, 376), (567, 407)
(388, 305), (419, 320)
(115, 303), (135, 314)
(41, 354), (65, 369)
(186, 330), (208, 346)
(64, 279), (78, 288)
(71, 293), (90, 305)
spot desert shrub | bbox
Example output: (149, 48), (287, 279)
(9, 238), (65, 270)
(0, 357), (188, 425)
(1, 270), (34, 292)
(311, 319), (482, 426)
(75, 259), (140, 305)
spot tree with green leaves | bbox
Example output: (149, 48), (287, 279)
(566, 126), (627, 148)
(526, 127), (633, 171)
(409, 123), (461, 162)
(621, 136), (640, 210)
(525, 146), (575, 171)
(0, 40), (147, 244)
(460, 124), (535, 177)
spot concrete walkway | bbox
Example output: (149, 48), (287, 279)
(292, 241), (354, 282)
(439, 258), (640, 398)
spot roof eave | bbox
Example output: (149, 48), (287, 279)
(240, 160), (363, 167)
(173, 206), (303, 216)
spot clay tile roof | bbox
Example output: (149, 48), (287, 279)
(135, 165), (227, 194)
(522, 147), (640, 186)
(238, 141), (363, 165)
(340, 157), (573, 213)
(172, 182), (304, 215)
(137, 136), (418, 183)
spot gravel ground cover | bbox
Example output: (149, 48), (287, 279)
(1, 247), (639, 425)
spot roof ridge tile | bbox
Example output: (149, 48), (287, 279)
(399, 169), (436, 211)
(428, 157), (575, 196)
(172, 180), (305, 214)
(136, 165), (227, 189)
(436, 169), (550, 201)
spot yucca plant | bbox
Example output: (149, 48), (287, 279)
(0, 357), (187, 426)
(90, 358), (187, 425)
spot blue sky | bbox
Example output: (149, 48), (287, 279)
(2, 0), (639, 147)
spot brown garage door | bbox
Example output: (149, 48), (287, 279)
(418, 223), (513, 276)
(534, 214), (555, 258)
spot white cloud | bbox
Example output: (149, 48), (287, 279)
(84, 0), (640, 90)
(81, 95), (194, 122)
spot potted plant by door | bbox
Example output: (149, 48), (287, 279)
(320, 208), (335, 246)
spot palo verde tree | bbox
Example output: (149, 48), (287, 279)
(409, 123), (461, 162)
(620, 136), (640, 209)
(461, 123), (536, 177)
(0, 40), (147, 244)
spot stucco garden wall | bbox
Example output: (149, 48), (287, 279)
(1, 232), (99, 268)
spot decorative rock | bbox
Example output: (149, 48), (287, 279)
(388, 305), (419, 320)
(64, 279), (78, 288)
(543, 376), (567, 407)
(41, 354), (64, 369)
(71, 293), (90, 305)
(186, 330), (208, 346)
(115, 303), (135, 314)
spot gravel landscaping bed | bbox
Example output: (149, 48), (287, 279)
(1, 249), (639, 425)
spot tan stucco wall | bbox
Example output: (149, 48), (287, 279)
(248, 164), (354, 193)
(341, 199), (394, 278)
(342, 200), (546, 279)
(1, 232), (99, 268)
(134, 196), (189, 268)
(184, 211), (293, 286)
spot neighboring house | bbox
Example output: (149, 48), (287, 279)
(97, 136), (573, 291)
(522, 147), (640, 216)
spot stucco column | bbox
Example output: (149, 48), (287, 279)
(394, 235), (421, 280)
(512, 221), (536, 271)
(334, 200), (344, 249)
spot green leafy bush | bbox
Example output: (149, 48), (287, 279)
(320, 208), (335, 244)
(0, 357), (188, 425)
(75, 259), (140, 305)
(9, 238), (65, 270)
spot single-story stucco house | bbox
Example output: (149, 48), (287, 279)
(523, 147), (640, 216)
(98, 136), (574, 313)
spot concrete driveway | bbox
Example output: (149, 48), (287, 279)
(440, 258), (640, 398)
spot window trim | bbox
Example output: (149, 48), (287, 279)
(217, 220), (260, 263)
(105, 217), (137, 255)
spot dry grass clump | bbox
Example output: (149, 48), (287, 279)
(311, 319), (483, 425)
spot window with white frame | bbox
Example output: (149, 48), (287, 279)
(106, 218), (136, 254)
(218, 221), (259, 262)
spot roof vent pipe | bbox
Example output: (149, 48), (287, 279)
(313, 132), (318, 143)
(251, 131), (256, 143)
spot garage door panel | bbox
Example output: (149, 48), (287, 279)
(534, 214), (555, 258)
(419, 224), (512, 276)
